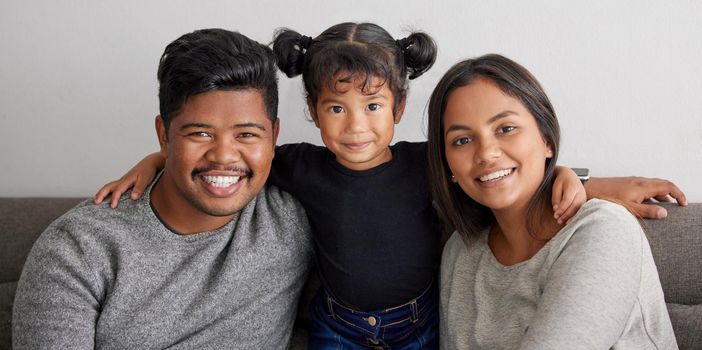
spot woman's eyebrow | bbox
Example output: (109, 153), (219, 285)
(444, 110), (518, 136)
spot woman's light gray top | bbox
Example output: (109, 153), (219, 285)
(440, 199), (677, 349)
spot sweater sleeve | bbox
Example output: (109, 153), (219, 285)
(12, 226), (102, 349)
(439, 232), (465, 350)
(518, 204), (644, 349)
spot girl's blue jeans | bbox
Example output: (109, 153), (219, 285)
(307, 282), (439, 349)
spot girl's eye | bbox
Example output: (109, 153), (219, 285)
(367, 103), (381, 111)
(452, 136), (472, 146)
(331, 106), (344, 113)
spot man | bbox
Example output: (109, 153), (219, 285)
(13, 29), (313, 349)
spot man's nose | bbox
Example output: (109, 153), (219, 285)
(206, 137), (242, 164)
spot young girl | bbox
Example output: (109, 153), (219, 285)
(428, 54), (677, 349)
(94, 24), (683, 348)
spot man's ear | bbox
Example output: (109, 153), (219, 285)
(307, 98), (320, 128)
(393, 97), (407, 124)
(272, 117), (280, 145)
(155, 115), (168, 155)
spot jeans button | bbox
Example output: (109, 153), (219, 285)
(367, 316), (377, 326)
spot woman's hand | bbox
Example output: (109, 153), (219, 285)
(93, 152), (165, 208)
(585, 177), (687, 219)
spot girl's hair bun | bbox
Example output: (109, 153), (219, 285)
(397, 32), (437, 80)
(272, 28), (312, 78)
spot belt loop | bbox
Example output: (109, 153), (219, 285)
(410, 299), (418, 323)
(326, 295), (336, 320)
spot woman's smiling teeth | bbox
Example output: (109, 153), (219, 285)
(202, 175), (241, 188)
(478, 168), (514, 182)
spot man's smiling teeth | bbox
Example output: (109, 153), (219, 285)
(202, 175), (240, 188)
(479, 168), (513, 182)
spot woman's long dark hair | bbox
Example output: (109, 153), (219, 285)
(427, 54), (561, 242)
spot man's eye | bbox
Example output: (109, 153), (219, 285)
(239, 132), (256, 138)
(367, 103), (380, 111)
(190, 131), (210, 138)
(331, 106), (344, 113)
(452, 136), (472, 146)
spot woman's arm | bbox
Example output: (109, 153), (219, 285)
(519, 202), (667, 349)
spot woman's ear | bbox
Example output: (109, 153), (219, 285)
(155, 115), (168, 154)
(394, 97), (407, 124)
(545, 143), (554, 158)
(307, 98), (320, 128)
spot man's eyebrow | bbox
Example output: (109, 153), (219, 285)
(180, 123), (212, 130)
(178, 122), (267, 131)
(444, 110), (518, 136)
(233, 122), (266, 131)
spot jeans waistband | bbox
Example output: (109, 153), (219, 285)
(321, 281), (438, 331)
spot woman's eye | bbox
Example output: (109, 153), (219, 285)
(499, 126), (516, 133)
(367, 103), (381, 111)
(331, 106), (344, 113)
(452, 136), (472, 146)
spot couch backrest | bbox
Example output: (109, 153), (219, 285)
(643, 203), (702, 305)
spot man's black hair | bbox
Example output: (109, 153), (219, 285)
(158, 28), (278, 129)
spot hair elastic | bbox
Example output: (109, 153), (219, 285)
(396, 37), (411, 52)
(299, 35), (313, 51)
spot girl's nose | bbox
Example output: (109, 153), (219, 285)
(344, 111), (367, 133)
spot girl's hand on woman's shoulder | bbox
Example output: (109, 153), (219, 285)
(552, 166), (587, 224)
(93, 152), (165, 208)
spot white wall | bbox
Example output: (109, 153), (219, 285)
(1, 0), (700, 200)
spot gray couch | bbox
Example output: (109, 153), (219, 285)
(1, 198), (700, 349)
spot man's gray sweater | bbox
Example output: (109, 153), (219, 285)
(13, 182), (313, 349)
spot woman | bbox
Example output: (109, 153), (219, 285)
(427, 54), (677, 349)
